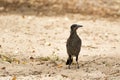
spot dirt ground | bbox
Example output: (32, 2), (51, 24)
(0, 14), (120, 80)
(0, 0), (120, 80)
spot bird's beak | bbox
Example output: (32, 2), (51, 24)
(77, 25), (83, 28)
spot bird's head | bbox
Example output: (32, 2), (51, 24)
(71, 24), (83, 31)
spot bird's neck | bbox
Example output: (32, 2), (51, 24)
(70, 30), (78, 37)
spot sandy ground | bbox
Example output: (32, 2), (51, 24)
(0, 13), (120, 80)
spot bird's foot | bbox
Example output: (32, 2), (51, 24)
(77, 65), (79, 69)
(68, 65), (70, 69)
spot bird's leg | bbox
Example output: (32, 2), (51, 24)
(68, 56), (71, 69)
(68, 64), (70, 69)
(68, 55), (73, 69)
(76, 56), (79, 69)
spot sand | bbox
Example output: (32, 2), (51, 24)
(0, 13), (120, 80)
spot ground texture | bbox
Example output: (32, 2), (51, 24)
(0, 0), (120, 80)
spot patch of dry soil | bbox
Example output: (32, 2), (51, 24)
(0, 14), (120, 80)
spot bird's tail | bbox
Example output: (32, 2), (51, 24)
(66, 57), (73, 65)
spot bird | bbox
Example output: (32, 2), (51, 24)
(66, 24), (83, 69)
